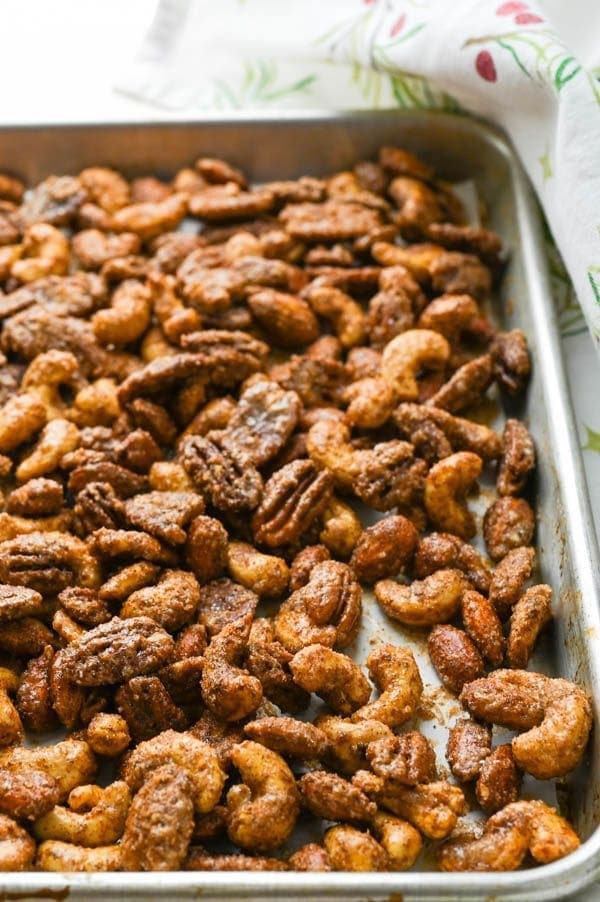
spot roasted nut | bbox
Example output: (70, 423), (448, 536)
(121, 729), (225, 814)
(394, 402), (502, 461)
(246, 618), (310, 715)
(343, 377), (396, 429)
(358, 773), (467, 840)
(506, 584), (552, 668)
(6, 478), (64, 517)
(274, 560), (361, 653)
(371, 811), (422, 871)
(288, 843), (332, 872)
(289, 544), (330, 591)
(424, 451), (482, 539)
(315, 716), (393, 775)
(289, 644), (371, 715)
(414, 532), (491, 593)
(350, 515), (418, 584)
(491, 330), (531, 395)
(243, 716), (330, 760)
(16, 645), (57, 733)
(299, 770), (376, 822)
(184, 515), (228, 584)
(248, 288), (319, 348)
(375, 568), (466, 627)
(483, 497), (535, 561)
(226, 741), (299, 852)
(428, 624), (485, 695)
(324, 824), (389, 872)
(461, 589), (505, 666)
(218, 378), (301, 466)
(303, 284), (366, 348)
(120, 764), (193, 871)
(196, 578), (258, 637)
(36, 840), (122, 872)
(0, 766), (61, 820)
(12, 223), (69, 283)
(497, 418), (535, 495)
(86, 713), (131, 757)
(121, 570), (201, 632)
(186, 848), (288, 871)
(460, 670), (592, 779)
(0, 584), (44, 622)
(366, 733), (436, 786)
(226, 542), (289, 599)
(446, 718), (492, 782)
(475, 744), (521, 813)
(181, 434), (263, 513)
(0, 531), (101, 595)
(33, 781), (131, 846)
(380, 329), (450, 399)
(252, 459), (333, 548)
(60, 616), (174, 686)
(428, 354), (493, 413)
(488, 546), (535, 616)
(0, 814), (36, 871)
(438, 800), (579, 871)
(201, 615), (262, 721)
(319, 497), (362, 559)
(0, 740), (96, 802)
(352, 644), (422, 728)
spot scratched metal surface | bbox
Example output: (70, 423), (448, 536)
(0, 111), (599, 901)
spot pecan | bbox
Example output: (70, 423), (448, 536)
(196, 578), (258, 637)
(414, 532), (491, 594)
(217, 379), (301, 467)
(68, 462), (148, 499)
(116, 677), (187, 742)
(0, 532), (100, 595)
(89, 528), (178, 566)
(271, 354), (350, 407)
(60, 616), (174, 686)
(497, 418), (535, 496)
(6, 479), (64, 517)
(428, 354), (494, 414)
(181, 435), (263, 513)
(188, 184), (274, 222)
(280, 200), (382, 241)
(73, 482), (125, 535)
(252, 459), (333, 548)
(15, 646), (58, 733)
(245, 618), (310, 714)
(491, 330), (531, 395)
(366, 733), (436, 786)
(123, 491), (204, 545)
(16, 175), (86, 227)
(354, 442), (427, 512)
(0, 585), (43, 622)
(58, 587), (111, 627)
(446, 719), (492, 783)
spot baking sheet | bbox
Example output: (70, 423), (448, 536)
(0, 111), (599, 900)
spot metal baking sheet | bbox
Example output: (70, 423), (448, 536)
(1, 111), (600, 901)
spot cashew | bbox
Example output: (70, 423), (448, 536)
(92, 279), (151, 346)
(0, 814), (36, 871)
(319, 497), (362, 558)
(16, 418), (80, 483)
(289, 645), (371, 715)
(357, 771), (467, 840)
(418, 293), (479, 343)
(0, 671), (23, 746)
(306, 419), (360, 489)
(0, 740), (96, 801)
(36, 840), (122, 872)
(343, 376), (397, 429)
(11, 223), (69, 282)
(201, 615), (263, 721)
(315, 715), (394, 774)
(226, 541), (289, 600)
(380, 329), (450, 400)
(86, 713), (131, 757)
(21, 349), (81, 420)
(438, 799), (579, 871)
(460, 670), (592, 779)
(226, 741), (299, 852)
(324, 824), (389, 871)
(33, 781), (131, 846)
(304, 285), (366, 348)
(0, 393), (47, 454)
(424, 451), (482, 539)
(375, 568), (466, 627)
(352, 644), (422, 727)
(71, 378), (121, 427)
(371, 811), (422, 871)
(121, 729), (225, 813)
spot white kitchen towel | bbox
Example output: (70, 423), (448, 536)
(117, 0), (600, 355)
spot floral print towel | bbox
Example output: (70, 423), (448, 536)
(117, 0), (600, 540)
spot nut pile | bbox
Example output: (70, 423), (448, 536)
(0, 147), (591, 875)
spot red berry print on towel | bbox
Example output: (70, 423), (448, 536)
(390, 14), (406, 37)
(475, 50), (497, 82)
(496, 1), (528, 14)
